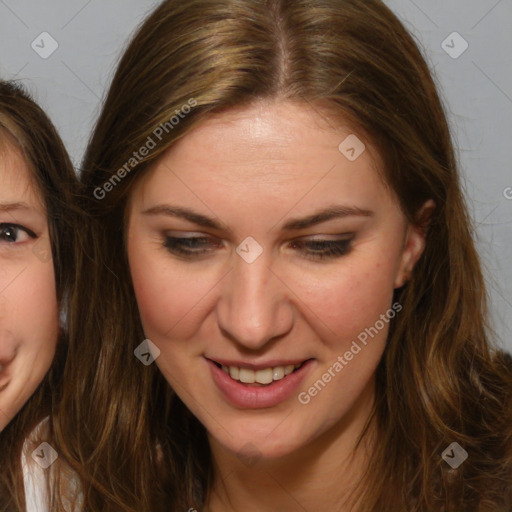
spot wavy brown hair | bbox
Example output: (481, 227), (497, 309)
(0, 81), (80, 511)
(55, 0), (512, 510)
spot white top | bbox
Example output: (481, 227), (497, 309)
(21, 419), (50, 512)
(22, 452), (49, 512)
(21, 418), (82, 512)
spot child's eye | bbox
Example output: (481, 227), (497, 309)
(0, 223), (36, 244)
(164, 235), (222, 258)
(289, 237), (353, 260)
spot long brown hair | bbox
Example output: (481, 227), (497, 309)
(58, 0), (512, 510)
(0, 81), (80, 511)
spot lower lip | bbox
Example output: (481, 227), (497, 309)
(0, 366), (9, 391)
(207, 359), (314, 409)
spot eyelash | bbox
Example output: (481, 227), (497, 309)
(0, 223), (37, 244)
(164, 236), (221, 257)
(163, 236), (353, 261)
(288, 238), (353, 260)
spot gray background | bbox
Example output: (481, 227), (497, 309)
(0, 0), (510, 352)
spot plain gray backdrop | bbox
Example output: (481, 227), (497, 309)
(0, 0), (510, 351)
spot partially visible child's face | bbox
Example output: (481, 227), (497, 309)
(0, 137), (59, 431)
(126, 100), (429, 460)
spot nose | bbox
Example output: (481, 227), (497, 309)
(216, 252), (293, 351)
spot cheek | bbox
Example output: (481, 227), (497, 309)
(0, 261), (58, 336)
(335, 263), (394, 338)
(285, 250), (399, 348)
(0, 262), (58, 427)
(128, 246), (211, 389)
(289, 249), (400, 434)
(15, 263), (59, 350)
(128, 240), (214, 341)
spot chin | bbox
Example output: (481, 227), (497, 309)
(209, 418), (309, 462)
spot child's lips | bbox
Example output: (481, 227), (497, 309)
(0, 340), (17, 367)
(0, 356), (15, 391)
(0, 375), (10, 392)
(0, 357), (14, 374)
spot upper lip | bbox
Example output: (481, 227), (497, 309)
(206, 357), (311, 370)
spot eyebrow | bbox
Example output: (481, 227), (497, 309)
(142, 204), (374, 231)
(0, 202), (35, 213)
(281, 205), (374, 230)
(142, 205), (225, 230)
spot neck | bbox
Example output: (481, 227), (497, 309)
(206, 379), (378, 512)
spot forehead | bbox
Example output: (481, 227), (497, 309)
(0, 132), (44, 209)
(132, 100), (392, 208)
(174, 100), (377, 167)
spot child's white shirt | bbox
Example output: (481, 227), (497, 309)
(21, 447), (49, 512)
(21, 418), (82, 512)
(21, 418), (50, 512)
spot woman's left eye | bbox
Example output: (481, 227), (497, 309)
(0, 223), (36, 244)
(289, 237), (353, 260)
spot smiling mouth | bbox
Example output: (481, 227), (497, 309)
(0, 349), (17, 389)
(0, 360), (13, 388)
(0, 364), (8, 391)
(212, 360), (309, 386)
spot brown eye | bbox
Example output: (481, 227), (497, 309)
(0, 224), (36, 244)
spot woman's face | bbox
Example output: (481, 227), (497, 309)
(127, 101), (428, 459)
(0, 138), (58, 431)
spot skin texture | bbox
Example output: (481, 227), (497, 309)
(0, 140), (58, 431)
(126, 100), (432, 511)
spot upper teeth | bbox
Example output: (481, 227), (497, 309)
(221, 363), (301, 384)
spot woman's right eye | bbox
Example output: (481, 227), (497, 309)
(0, 223), (35, 244)
(164, 235), (222, 258)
